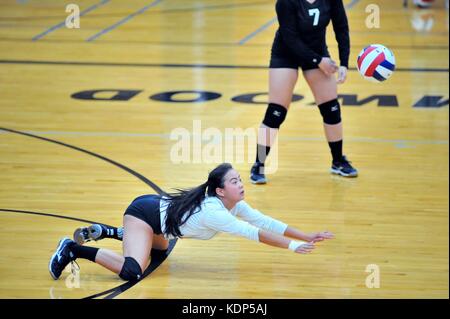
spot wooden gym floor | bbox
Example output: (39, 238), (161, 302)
(0, 0), (448, 298)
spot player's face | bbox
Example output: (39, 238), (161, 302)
(221, 169), (245, 202)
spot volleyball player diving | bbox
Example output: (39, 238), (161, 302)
(49, 163), (334, 281)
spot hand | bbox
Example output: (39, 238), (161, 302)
(294, 242), (315, 254)
(308, 231), (334, 243)
(318, 57), (339, 76)
(336, 66), (348, 84)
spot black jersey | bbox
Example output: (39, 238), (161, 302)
(273, 0), (350, 68)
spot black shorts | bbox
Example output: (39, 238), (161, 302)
(124, 194), (163, 234)
(269, 36), (329, 71)
(270, 53), (326, 70)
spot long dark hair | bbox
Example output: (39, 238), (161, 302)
(164, 163), (233, 238)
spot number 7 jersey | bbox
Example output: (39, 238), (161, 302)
(272, 0), (350, 68)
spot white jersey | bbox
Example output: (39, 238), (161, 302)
(159, 196), (288, 241)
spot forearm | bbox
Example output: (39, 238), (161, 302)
(258, 229), (316, 254)
(283, 226), (312, 242)
(336, 34), (350, 68)
(258, 229), (291, 249)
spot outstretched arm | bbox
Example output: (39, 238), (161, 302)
(204, 205), (333, 254)
(258, 229), (315, 254)
(235, 201), (334, 243)
(284, 226), (334, 243)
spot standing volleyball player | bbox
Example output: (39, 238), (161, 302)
(48, 163), (334, 281)
(250, 0), (358, 184)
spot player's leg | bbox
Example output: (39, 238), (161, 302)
(73, 195), (160, 245)
(49, 215), (152, 281)
(74, 224), (169, 261)
(116, 214), (154, 280)
(303, 68), (358, 177)
(50, 196), (161, 280)
(250, 68), (298, 184)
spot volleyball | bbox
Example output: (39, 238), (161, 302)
(413, 0), (435, 8)
(357, 44), (396, 83)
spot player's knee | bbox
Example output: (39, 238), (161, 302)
(318, 99), (341, 125)
(262, 103), (288, 129)
(119, 257), (143, 281)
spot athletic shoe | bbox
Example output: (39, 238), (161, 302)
(330, 155), (358, 177)
(250, 163), (267, 184)
(49, 237), (76, 280)
(73, 224), (123, 244)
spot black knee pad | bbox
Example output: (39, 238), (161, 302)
(119, 257), (142, 281)
(150, 248), (168, 261)
(318, 99), (341, 125)
(262, 103), (287, 129)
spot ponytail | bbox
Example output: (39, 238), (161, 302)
(164, 163), (233, 238)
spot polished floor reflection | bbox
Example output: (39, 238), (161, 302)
(0, 0), (448, 298)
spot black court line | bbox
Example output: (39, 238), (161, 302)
(0, 59), (448, 73)
(0, 208), (178, 299)
(0, 127), (165, 195)
(0, 208), (105, 225)
(0, 127), (176, 299)
(88, 238), (177, 299)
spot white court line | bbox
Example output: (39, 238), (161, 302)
(0, 130), (447, 146)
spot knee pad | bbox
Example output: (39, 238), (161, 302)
(262, 103), (287, 129)
(318, 99), (341, 125)
(150, 248), (168, 261)
(119, 257), (143, 281)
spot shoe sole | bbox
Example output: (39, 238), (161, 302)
(73, 227), (90, 245)
(330, 168), (358, 177)
(49, 237), (70, 280)
(250, 177), (267, 184)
